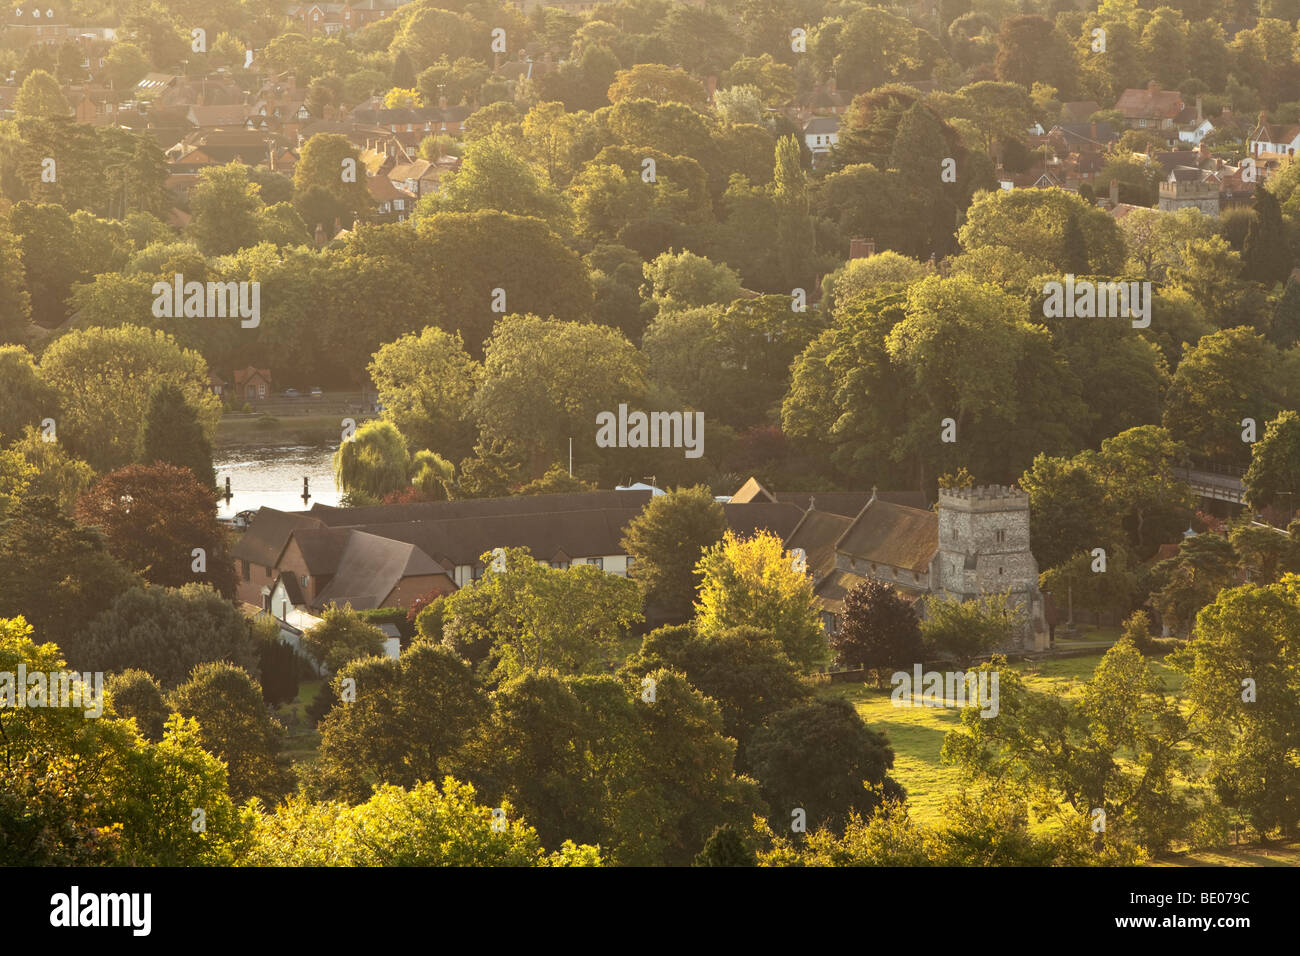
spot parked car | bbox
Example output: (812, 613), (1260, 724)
(310, 386), (323, 398)
(283, 388), (301, 398)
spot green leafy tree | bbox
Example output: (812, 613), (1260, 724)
(620, 485), (728, 624)
(106, 669), (170, 743)
(618, 624), (811, 769)
(139, 383), (216, 488)
(13, 69), (70, 119)
(1179, 577), (1300, 838)
(750, 697), (903, 834)
(293, 134), (370, 229)
(1148, 534), (1239, 638)
(1162, 327), (1284, 464)
(920, 593), (1018, 666)
(187, 162), (265, 256)
(0, 497), (140, 652)
(300, 605), (386, 675)
(246, 778), (599, 866)
(37, 325), (219, 473)
(442, 547), (643, 681)
(1244, 410), (1300, 512)
(306, 643), (489, 803)
(170, 662), (290, 804)
(943, 648), (1192, 852)
(475, 314), (645, 478)
(367, 327), (479, 462)
(71, 583), (258, 690)
(1241, 188), (1292, 286)
(334, 419), (411, 505)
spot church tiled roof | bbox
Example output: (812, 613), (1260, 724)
(834, 500), (938, 573)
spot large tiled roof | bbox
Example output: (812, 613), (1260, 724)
(312, 530), (448, 610)
(307, 490), (653, 526)
(834, 500), (938, 573)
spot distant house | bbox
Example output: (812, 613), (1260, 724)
(1115, 82), (1184, 131)
(366, 172), (416, 223)
(234, 367), (272, 402)
(1248, 113), (1300, 157)
(206, 373), (226, 399)
(803, 115), (839, 162)
(388, 158), (443, 197)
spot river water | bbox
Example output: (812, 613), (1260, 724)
(214, 444), (341, 518)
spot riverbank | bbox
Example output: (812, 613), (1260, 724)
(216, 412), (373, 448)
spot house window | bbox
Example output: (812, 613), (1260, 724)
(999, 567), (1004, 575)
(471, 564), (485, 580)
(549, 560), (569, 569)
(995, 529), (1006, 544)
(588, 557), (604, 570)
(301, 574), (309, 591)
(626, 557), (636, 571)
(241, 560), (250, 582)
(264, 566), (272, 577)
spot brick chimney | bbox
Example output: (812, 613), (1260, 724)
(1109, 178), (1119, 206)
(705, 75), (718, 104)
(1090, 121), (1097, 142)
(849, 237), (875, 259)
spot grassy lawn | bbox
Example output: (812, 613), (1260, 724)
(820, 652), (1186, 830)
(275, 679), (323, 763)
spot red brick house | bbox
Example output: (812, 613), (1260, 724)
(234, 367), (272, 401)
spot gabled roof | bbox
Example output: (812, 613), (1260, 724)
(803, 116), (839, 135)
(1115, 85), (1183, 120)
(312, 530), (447, 610)
(232, 507), (326, 566)
(785, 508), (854, 579)
(285, 526), (350, 575)
(834, 499), (938, 573)
(273, 571), (305, 606)
(730, 476), (775, 504)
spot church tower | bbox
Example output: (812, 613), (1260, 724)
(936, 485), (1047, 648)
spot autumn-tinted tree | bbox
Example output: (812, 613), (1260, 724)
(832, 580), (923, 681)
(75, 463), (234, 597)
(695, 529), (827, 671)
